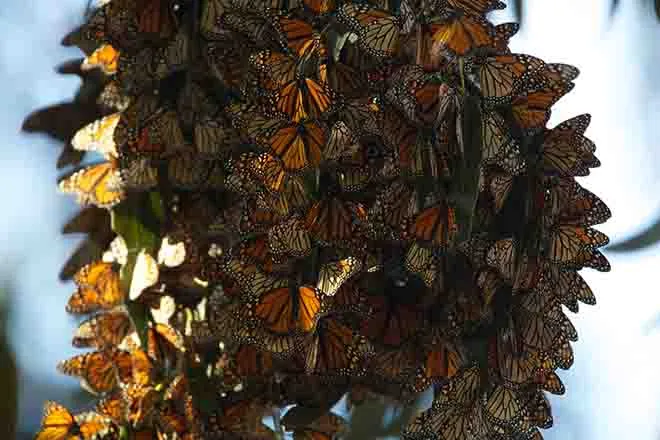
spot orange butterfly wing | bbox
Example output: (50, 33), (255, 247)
(67, 262), (124, 314)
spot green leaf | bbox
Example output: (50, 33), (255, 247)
(111, 192), (164, 347)
(452, 93), (482, 244)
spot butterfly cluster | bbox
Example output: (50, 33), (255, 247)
(33, 0), (610, 439)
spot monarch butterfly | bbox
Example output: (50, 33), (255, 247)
(121, 383), (159, 427)
(480, 20), (514, 51)
(519, 62), (579, 91)
(546, 225), (609, 266)
(485, 238), (517, 282)
(538, 370), (565, 395)
(521, 389), (553, 430)
(274, 16), (321, 57)
(483, 385), (525, 427)
(112, 93), (159, 142)
(520, 287), (577, 345)
(404, 242), (438, 287)
(475, 54), (545, 102)
(380, 103), (417, 152)
(72, 114), (120, 159)
(410, 79), (457, 128)
(316, 256), (363, 297)
(371, 180), (417, 233)
(95, 391), (125, 423)
(250, 49), (297, 91)
(484, 170), (514, 213)
(302, 0), (336, 14)
(67, 261), (124, 314)
(512, 302), (566, 353)
(82, 43), (119, 74)
(324, 121), (360, 161)
(326, 281), (369, 315)
(264, 173), (312, 215)
(542, 114), (600, 177)
(237, 235), (275, 273)
(545, 178), (610, 227)
(275, 76), (333, 122)
(252, 119), (325, 171)
(549, 267), (596, 313)
(168, 153), (225, 190)
(135, 0), (181, 40)
(305, 317), (373, 376)
(98, 80), (131, 112)
(151, 28), (190, 76)
(430, 13), (496, 56)
(407, 201), (458, 248)
(318, 55), (367, 99)
(59, 161), (124, 208)
(367, 343), (420, 387)
(304, 197), (367, 244)
(57, 349), (133, 394)
(361, 293), (425, 347)
(285, 412), (347, 440)
(268, 217), (313, 260)
(446, 0), (506, 15)
(481, 110), (525, 174)
(131, 110), (186, 156)
(118, 155), (159, 191)
(413, 339), (465, 392)
(209, 400), (275, 436)
(251, 283), (322, 334)
(549, 340), (574, 370)
(221, 12), (274, 46)
(73, 0), (139, 49)
(146, 323), (186, 364)
(234, 344), (275, 377)
(72, 308), (132, 349)
(251, 153), (289, 193)
(334, 98), (381, 137)
(201, 0), (293, 36)
(488, 331), (536, 388)
(337, 4), (401, 58)
(36, 401), (117, 440)
(511, 81), (574, 132)
(193, 116), (243, 157)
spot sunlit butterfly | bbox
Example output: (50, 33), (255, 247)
(72, 114), (120, 159)
(57, 349), (133, 394)
(36, 401), (117, 440)
(67, 261), (124, 314)
(72, 308), (132, 349)
(59, 161), (124, 208)
(81, 43), (119, 74)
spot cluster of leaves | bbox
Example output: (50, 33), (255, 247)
(26, 0), (611, 439)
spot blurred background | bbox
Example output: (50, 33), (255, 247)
(4, 0), (660, 438)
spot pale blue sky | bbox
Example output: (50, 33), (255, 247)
(4, 0), (660, 437)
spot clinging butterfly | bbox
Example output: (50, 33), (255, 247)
(337, 4), (401, 58)
(305, 317), (373, 376)
(57, 349), (133, 394)
(251, 282), (322, 334)
(59, 161), (124, 209)
(67, 261), (124, 314)
(304, 197), (367, 244)
(406, 201), (458, 248)
(36, 401), (117, 440)
(81, 44), (120, 75)
(72, 308), (133, 349)
(430, 13), (496, 56)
